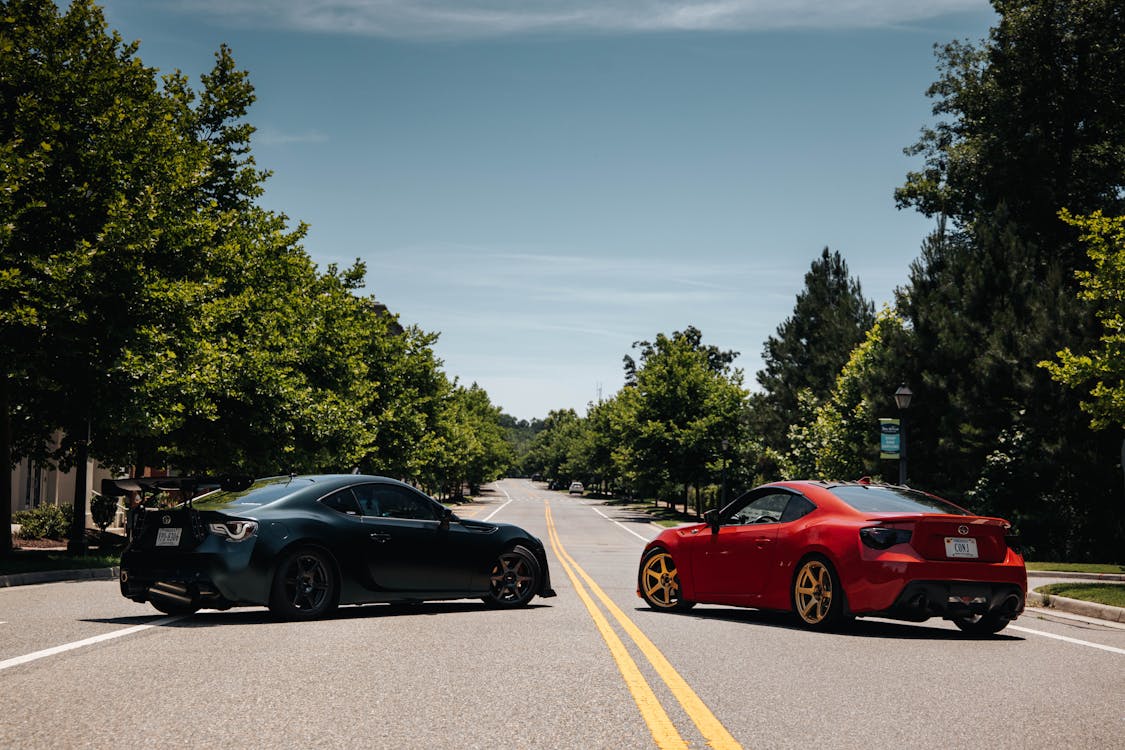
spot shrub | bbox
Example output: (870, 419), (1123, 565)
(13, 504), (72, 540)
(90, 493), (119, 531)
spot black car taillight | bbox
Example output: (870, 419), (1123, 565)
(209, 519), (258, 542)
(859, 526), (912, 550)
(1005, 533), (1022, 553)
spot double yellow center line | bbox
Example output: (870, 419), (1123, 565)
(543, 501), (742, 750)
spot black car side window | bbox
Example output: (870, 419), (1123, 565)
(724, 492), (787, 521)
(725, 492), (792, 525)
(351, 484), (384, 517)
(368, 485), (438, 521)
(321, 489), (362, 516)
(779, 495), (816, 523)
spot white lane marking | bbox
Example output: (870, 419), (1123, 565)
(0, 616), (182, 672)
(482, 485), (514, 521)
(1009, 625), (1125, 656)
(591, 506), (652, 543)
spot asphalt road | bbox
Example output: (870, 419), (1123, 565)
(1, 478), (1123, 749)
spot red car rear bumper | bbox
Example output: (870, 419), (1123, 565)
(843, 546), (1027, 620)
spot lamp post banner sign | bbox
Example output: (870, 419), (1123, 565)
(880, 418), (901, 459)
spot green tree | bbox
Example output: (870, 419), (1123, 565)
(894, 0), (1125, 559)
(781, 309), (913, 481)
(424, 383), (512, 499)
(522, 409), (583, 486)
(1, 0), (215, 553)
(1042, 211), (1125, 430)
(618, 327), (746, 513)
(896, 0), (1125, 248)
(752, 248), (875, 456)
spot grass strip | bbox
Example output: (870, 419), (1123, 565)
(0, 550), (121, 576)
(1035, 583), (1125, 609)
(1025, 562), (1124, 574)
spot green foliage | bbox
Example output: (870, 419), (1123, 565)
(1035, 582), (1125, 609)
(517, 327), (746, 509)
(896, 0), (1125, 249)
(753, 248), (875, 454)
(891, 0), (1125, 560)
(13, 504), (71, 540)
(0, 0), (506, 558)
(616, 327), (746, 508)
(90, 492), (118, 532)
(435, 383), (513, 496)
(778, 305), (898, 483)
(1042, 211), (1125, 430)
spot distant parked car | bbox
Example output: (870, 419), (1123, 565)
(568, 481), (584, 494)
(111, 474), (556, 619)
(638, 480), (1026, 634)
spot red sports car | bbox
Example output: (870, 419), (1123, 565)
(637, 480), (1026, 633)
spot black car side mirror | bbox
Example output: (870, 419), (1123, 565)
(439, 506), (453, 530)
(704, 509), (720, 534)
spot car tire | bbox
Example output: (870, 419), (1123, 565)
(484, 545), (541, 608)
(791, 555), (845, 629)
(638, 549), (695, 612)
(269, 546), (338, 620)
(952, 612), (1010, 635)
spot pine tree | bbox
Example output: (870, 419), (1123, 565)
(752, 248), (875, 456)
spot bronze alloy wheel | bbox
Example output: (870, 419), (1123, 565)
(639, 550), (693, 611)
(486, 545), (540, 607)
(793, 557), (839, 627)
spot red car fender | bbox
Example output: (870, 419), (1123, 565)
(763, 518), (862, 613)
(640, 527), (705, 601)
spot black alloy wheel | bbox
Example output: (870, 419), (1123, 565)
(484, 545), (541, 608)
(270, 547), (337, 620)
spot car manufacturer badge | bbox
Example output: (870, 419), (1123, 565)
(957, 525), (969, 535)
(162, 515), (172, 525)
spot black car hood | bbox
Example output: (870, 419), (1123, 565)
(456, 517), (500, 532)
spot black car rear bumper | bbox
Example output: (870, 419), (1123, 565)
(120, 541), (268, 608)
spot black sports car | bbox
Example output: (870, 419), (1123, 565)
(109, 474), (556, 619)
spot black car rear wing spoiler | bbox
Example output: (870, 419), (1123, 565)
(101, 475), (255, 507)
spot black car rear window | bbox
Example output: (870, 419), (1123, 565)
(829, 485), (967, 515)
(196, 477), (315, 507)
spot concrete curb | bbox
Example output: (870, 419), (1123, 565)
(1026, 589), (1125, 624)
(0, 566), (119, 588)
(1027, 570), (1125, 582)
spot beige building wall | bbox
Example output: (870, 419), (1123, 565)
(9, 456), (116, 529)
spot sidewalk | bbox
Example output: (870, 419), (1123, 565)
(1025, 570), (1125, 624)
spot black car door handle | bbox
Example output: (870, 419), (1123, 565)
(369, 532), (391, 543)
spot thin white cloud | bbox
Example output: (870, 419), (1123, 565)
(167, 1), (988, 38)
(254, 128), (330, 146)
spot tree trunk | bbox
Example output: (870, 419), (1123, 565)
(67, 422), (90, 556)
(1, 374), (12, 558)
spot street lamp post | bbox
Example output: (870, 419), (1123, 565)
(720, 438), (729, 510)
(894, 384), (913, 485)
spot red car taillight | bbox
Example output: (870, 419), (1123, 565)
(859, 526), (912, 550)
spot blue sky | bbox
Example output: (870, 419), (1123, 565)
(100, 0), (997, 421)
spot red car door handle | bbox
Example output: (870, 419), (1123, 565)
(370, 532), (391, 543)
(755, 537), (773, 548)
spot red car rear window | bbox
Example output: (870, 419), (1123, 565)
(829, 485), (968, 515)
